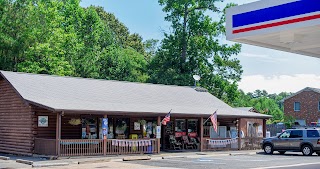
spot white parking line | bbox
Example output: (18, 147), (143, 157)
(165, 158), (226, 165)
(249, 162), (320, 169)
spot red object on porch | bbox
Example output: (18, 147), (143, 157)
(188, 132), (198, 138)
(175, 132), (186, 137)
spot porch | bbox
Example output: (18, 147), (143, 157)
(33, 110), (267, 156)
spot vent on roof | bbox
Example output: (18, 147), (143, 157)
(194, 87), (208, 92)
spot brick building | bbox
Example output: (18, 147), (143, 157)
(284, 87), (320, 126)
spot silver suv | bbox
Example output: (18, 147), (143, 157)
(261, 128), (320, 156)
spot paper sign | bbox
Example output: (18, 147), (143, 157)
(156, 126), (161, 138)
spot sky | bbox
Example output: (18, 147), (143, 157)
(80, 0), (320, 94)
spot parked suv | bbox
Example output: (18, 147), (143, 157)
(261, 128), (320, 156)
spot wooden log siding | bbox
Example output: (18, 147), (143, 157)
(34, 110), (56, 139)
(61, 115), (81, 139)
(0, 78), (34, 156)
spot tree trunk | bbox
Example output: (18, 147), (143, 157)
(181, 4), (188, 66)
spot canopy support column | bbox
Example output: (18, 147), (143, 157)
(263, 119), (267, 138)
(56, 112), (61, 156)
(238, 118), (242, 150)
(157, 116), (161, 153)
(200, 117), (204, 152)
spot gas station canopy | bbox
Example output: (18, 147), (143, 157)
(226, 0), (320, 58)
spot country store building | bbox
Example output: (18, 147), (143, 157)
(0, 71), (270, 156)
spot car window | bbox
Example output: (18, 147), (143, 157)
(289, 130), (303, 138)
(279, 131), (291, 138)
(307, 130), (320, 137)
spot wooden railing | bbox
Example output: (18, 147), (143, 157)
(106, 139), (157, 155)
(202, 137), (238, 151)
(60, 139), (104, 156)
(34, 138), (57, 155)
(202, 137), (263, 151)
(58, 139), (157, 156)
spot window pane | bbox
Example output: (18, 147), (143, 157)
(175, 119), (186, 137)
(307, 130), (320, 137)
(294, 102), (300, 111)
(175, 119), (186, 132)
(280, 131), (290, 138)
(289, 130), (303, 138)
(187, 119), (198, 137)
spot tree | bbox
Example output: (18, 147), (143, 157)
(0, 0), (148, 82)
(149, 0), (242, 104)
(99, 46), (149, 82)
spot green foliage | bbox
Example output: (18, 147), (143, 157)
(149, 0), (243, 104)
(283, 115), (296, 128)
(234, 90), (292, 123)
(99, 46), (149, 82)
(0, 0), (148, 83)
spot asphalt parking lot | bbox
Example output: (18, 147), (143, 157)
(2, 151), (320, 169)
(127, 152), (320, 169)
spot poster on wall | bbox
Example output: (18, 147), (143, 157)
(38, 116), (48, 127)
(134, 122), (140, 130)
(156, 126), (161, 138)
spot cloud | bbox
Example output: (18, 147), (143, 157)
(240, 52), (289, 63)
(238, 74), (320, 94)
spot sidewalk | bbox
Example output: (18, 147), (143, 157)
(0, 150), (262, 168)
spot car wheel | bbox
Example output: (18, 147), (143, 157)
(278, 151), (286, 155)
(263, 144), (273, 154)
(302, 145), (313, 156)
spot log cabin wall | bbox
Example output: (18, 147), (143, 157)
(61, 114), (82, 139)
(0, 78), (34, 156)
(33, 107), (56, 139)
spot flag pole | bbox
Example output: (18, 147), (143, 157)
(203, 109), (218, 125)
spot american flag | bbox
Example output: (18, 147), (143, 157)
(161, 110), (171, 125)
(210, 111), (218, 133)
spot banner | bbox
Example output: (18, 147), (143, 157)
(111, 139), (154, 147)
(207, 137), (238, 146)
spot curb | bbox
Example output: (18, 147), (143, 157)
(16, 159), (33, 165)
(123, 156), (151, 161)
(162, 156), (186, 159)
(0, 156), (10, 160)
(229, 152), (256, 156)
(78, 159), (111, 164)
(32, 162), (69, 168)
(196, 153), (207, 155)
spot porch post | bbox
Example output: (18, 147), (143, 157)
(200, 117), (204, 152)
(263, 119), (267, 138)
(103, 115), (107, 156)
(157, 116), (161, 153)
(237, 118), (241, 150)
(56, 112), (61, 156)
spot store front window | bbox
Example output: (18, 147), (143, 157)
(145, 121), (157, 138)
(98, 117), (114, 139)
(82, 118), (98, 139)
(115, 118), (129, 139)
(187, 119), (198, 137)
(175, 119), (186, 137)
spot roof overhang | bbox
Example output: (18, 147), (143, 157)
(226, 0), (320, 58)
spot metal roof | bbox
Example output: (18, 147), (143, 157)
(226, 0), (320, 58)
(0, 71), (271, 118)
